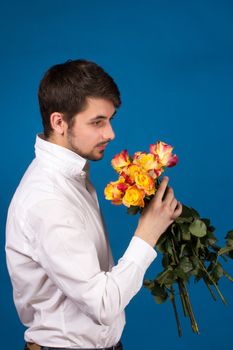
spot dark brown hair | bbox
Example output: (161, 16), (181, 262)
(38, 59), (121, 137)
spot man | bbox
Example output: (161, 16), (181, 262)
(6, 60), (182, 350)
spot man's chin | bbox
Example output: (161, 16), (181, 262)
(87, 151), (105, 161)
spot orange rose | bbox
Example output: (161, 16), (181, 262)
(150, 141), (178, 167)
(111, 150), (131, 173)
(104, 177), (129, 205)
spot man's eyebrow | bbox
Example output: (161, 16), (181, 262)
(89, 111), (117, 121)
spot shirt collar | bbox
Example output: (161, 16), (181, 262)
(35, 134), (89, 179)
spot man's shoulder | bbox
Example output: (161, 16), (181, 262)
(8, 157), (86, 219)
(8, 159), (59, 214)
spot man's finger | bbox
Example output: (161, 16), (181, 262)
(172, 201), (183, 219)
(155, 176), (169, 202)
(170, 197), (178, 211)
(163, 187), (174, 205)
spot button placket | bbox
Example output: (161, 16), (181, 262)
(79, 171), (87, 188)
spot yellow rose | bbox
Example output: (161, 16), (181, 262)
(135, 172), (156, 196)
(121, 164), (143, 184)
(122, 185), (145, 208)
(133, 152), (161, 177)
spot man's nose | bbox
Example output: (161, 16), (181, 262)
(104, 123), (115, 140)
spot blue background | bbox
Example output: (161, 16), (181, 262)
(1, 0), (233, 349)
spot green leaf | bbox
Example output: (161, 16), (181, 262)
(151, 281), (168, 304)
(180, 224), (191, 241)
(162, 253), (170, 269)
(181, 205), (200, 218)
(207, 261), (215, 273)
(189, 219), (207, 238)
(195, 269), (205, 282)
(156, 232), (169, 253)
(207, 252), (218, 263)
(156, 268), (176, 285)
(155, 235), (167, 253)
(171, 223), (178, 236)
(226, 230), (233, 241)
(206, 231), (217, 246)
(202, 218), (211, 227)
(179, 244), (187, 258)
(178, 257), (193, 273)
(195, 238), (202, 252)
(225, 230), (233, 247)
(190, 256), (199, 268)
(211, 263), (224, 282)
(155, 243), (166, 254)
(208, 225), (216, 233)
(127, 206), (140, 215)
(162, 271), (177, 285)
(170, 223), (182, 242)
(143, 202), (233, 333)
(153, 295), (167, 304)
(190, 265), (202, 277)
(218, 230), (233, 256)
(175, 216), (193, 224)
(227, 239), (233, 247)
(165, 240), (173, 256)
(218, 245), (233, 256)
(175, 267), (188, 280)
(143, 279), (154, 290)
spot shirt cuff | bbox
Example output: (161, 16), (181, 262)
(122, 236), (157, 273)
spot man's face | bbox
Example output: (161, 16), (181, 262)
(63, 97), (116, 161)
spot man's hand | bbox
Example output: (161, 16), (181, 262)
(134, 176), (182, 247)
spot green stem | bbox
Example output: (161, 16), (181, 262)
(203, 278), (217, 301)
(196, 254), (227, 305)
(178, 279), (200, 334)
(170, 237), (179, 264)
(191, 248), (227, 305)
(170, 237), (199, 334)
(156, 267), (173, 285)
(223, 270), (233, 283)
(218, 246), (233, 256)
(170, 285), (182, 337)
(169, 237), (189, 318)
(177, 280), (189, 317)
(170, 238), (189, 319)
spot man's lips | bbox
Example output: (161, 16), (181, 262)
(96, 142), (109, 150)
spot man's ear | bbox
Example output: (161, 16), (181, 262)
(50, 112), (67, 135)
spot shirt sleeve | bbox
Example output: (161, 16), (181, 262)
(27, 199), (157, 326)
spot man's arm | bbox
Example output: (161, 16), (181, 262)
(26, 177), (181, 326)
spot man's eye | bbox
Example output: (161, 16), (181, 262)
(93, 121), (102, 126)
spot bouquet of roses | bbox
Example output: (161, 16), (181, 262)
(104, 141), (233, 336)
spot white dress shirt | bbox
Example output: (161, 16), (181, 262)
(5, 135), (157, 349)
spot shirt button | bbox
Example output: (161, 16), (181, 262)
(80, 171), (86, 178)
